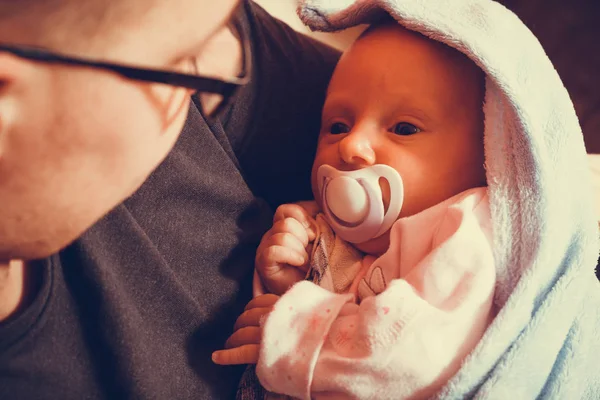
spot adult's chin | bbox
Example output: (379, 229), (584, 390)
(0, 208), (111, 261)
(0, 235), (71, 261)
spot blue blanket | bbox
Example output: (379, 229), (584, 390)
(296, 0), (600, 398)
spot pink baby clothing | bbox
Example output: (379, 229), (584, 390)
(256, 187), (496, 399)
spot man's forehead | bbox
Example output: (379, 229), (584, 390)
(146, 0), (240, 43)
(0, 0), (240, 46)
(91, 0), (242, 62)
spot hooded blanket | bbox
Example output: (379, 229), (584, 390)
(253, 1), (600, 399)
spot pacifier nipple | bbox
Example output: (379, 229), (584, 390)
(325, 176), (368, 224)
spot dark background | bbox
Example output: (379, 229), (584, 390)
(500, 0), (600, 153)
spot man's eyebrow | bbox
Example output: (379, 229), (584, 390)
(196, 2), (242, 53)
(226, 2), (243, 23)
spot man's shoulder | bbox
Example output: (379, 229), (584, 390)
(248, 1), (340, 66)
(232, 1), (341, 208)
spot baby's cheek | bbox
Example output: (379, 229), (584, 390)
(310, 163), (324, 203)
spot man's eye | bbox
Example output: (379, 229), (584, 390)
(392, 122), (420, 136)
(329, 122), (351, 135)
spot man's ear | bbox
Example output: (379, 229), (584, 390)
(0, 53), (30, 149)
(0, 51), (27, 90)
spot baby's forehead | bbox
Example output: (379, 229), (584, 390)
(344, 21), (483, 88)
(327, 21), (485, 121)
(355, 22), (464, 64)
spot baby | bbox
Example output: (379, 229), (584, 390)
(215, 21), (496, 399)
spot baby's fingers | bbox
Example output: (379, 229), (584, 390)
(270, 217), (312, 247)
(245, 294), (280, 310)
(273, 205), (316, 241)
(225, 326), (261, 349)
(234, 306), (270, 331)
(268, 231), (307, 255)
(212, 345), (259, 365)
(259, 244), (306, 270)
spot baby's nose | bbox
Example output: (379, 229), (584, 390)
(339, 131), (376, 166)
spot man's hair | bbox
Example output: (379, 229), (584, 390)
(0, 0), (151, 48)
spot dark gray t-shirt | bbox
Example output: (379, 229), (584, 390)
(0, 2), (340, 399)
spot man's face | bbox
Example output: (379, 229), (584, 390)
(311, 24), (487, 255)
(0, 0), (240, 259)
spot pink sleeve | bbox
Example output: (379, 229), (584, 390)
(256, 193), (496, 399)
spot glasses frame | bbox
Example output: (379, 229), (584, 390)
(0, 16), (251, 119)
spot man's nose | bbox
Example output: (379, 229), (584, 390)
(338, 128), (376, 167)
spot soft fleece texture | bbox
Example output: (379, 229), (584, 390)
(255, 0), (600, 399)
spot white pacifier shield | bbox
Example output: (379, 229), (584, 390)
(325, 176), (369, 224)
(317, 164), (404, 244)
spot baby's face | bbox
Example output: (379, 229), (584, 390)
(311, 24), (487, 255)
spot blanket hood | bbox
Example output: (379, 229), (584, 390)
(297, 1), (600, 398)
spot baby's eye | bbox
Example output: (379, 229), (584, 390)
(392, 122), (420, 136)
(329, 122), (351, 135)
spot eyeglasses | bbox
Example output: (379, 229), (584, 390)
(0, 16), (251, 120)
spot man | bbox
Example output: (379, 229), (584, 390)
(0, 0), (339, 398)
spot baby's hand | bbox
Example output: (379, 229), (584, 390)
(212, 294), (279, 365)
(255, 203), (317, 295)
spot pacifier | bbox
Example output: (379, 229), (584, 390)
(316, 164), (404, 244)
